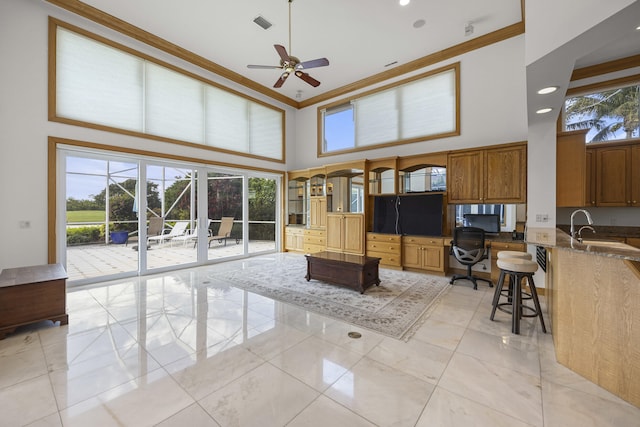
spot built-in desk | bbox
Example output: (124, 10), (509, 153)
(0, 263), (68, 339)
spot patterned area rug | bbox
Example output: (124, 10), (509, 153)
(209, 254), (451, 340)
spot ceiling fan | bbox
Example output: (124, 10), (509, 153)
(247, 0), (329, 88)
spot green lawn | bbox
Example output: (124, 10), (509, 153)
(67, 210), (105, 223)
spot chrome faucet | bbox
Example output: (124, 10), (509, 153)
(570, 209), (593, 239)
(577, 225), (596, 242)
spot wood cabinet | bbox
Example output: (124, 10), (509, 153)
(310, 197), (327, 228)
(591, 143), (640, 207)
(626, 237), (640, 249)
(489, 241), (526, 282)
(585, 149), (596, 207)
(366, 233), (402, 268)
(303, 228), (326, 253)
(326, 213), (364, 254)
(556, 131), (587, 207)
(285, 226), (305, 252)
(447, 143), (526, 204)
(367, 157), (397, 195)
(402, 236), (446, 273)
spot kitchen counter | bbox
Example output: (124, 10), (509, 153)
(527, 227), (640, 408)
(525, 227), (640, 262)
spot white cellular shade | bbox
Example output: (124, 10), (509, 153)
(145, 63), (204, 143)
(250, 103), (283, 159)
(56, 29), (143, 131)
(401, 70), (456, 138)
(55, 26), (284, 161)
(342, 67), (456, 150)
(354, 90), (398, 146)
(205, 86), (248, 152)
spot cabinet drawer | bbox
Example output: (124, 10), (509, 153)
(304, 229), (326, 237)
(304, 236), (326, 246)
(491, 242), (525, 252)
(366, 233), (401, 243)
(304, 244), (325, 253)
(367, 250), (402, 267)
(366, 242), (400, 254)
(286, 227), (305, 236)
(402, 236), (443, 246)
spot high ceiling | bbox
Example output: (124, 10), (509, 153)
(72, 0), (523, 104)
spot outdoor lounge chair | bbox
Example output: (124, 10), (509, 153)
(207, 217), (237, 247)
(148, 220), (189, 244)
(170, 220), (211, 247)
(126, 216), (164, 247)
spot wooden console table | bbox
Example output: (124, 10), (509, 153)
(0, 263), (68, 339)
(305, 251), (381, 294)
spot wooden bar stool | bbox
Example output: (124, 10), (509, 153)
(490, 257), (546, 334)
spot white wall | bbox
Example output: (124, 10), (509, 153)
(525, 0), (635, 66)
(293, 36), (528, 168)
(0, 0), (296, 270)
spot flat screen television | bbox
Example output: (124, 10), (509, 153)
(463, 213), (500, 234)
(373, 193), (443, 236)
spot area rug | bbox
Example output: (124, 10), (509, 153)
(207, 254), (451, 340)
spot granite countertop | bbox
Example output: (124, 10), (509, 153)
(526, 227), (640, 262)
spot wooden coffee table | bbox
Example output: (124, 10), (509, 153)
(305, 251), (381, 294)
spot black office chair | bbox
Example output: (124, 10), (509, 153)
(450, 226), (492, 290)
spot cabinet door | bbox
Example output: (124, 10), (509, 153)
(556, 133), (586, 207)
(447, 151), (483, 203)
(343, 215), (364, 254)
(402, 243), (422, 269)
(632, 145), (640, 207)
(484, 145), (526, 203)
(310, 197), (327, 228)
(421, 246), (444, 271)
(596, 146), (629, 206)
(325, 214), (343, 252)
(585, 149), (596, 207)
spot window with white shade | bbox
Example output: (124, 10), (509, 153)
(320, 64), (459, 155)
(53, 22), (284, 161)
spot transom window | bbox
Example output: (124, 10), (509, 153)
(319, 64), (459, 156)
(563, 81), (639, 143)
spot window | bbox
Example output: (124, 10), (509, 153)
(320, 64), (459, 155)
(53, 22), (284, 161)
(563, 81), (639, 143)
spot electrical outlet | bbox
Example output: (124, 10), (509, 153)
(19, 220), (31, 229)
(535, 214), (549, 223)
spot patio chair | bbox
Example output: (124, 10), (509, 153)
(208, 217), (237, 247)
(126, 216), (164, 247)
(170, 220), (211, 247)
(148, 220), (189, 244)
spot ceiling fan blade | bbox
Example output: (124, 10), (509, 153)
(247, 64), (282, 69)
(295, 71), (320, 87)
(296, 58), (329, 70)
(274, 72), (290, 88)
(274, 44), (290, 62)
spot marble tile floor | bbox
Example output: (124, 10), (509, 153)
(1, 253), (639, 427)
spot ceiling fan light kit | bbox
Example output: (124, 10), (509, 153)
(247, 0), (329, 88)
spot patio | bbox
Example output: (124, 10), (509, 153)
(66, 239), (276, 282)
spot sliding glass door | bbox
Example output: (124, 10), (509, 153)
(59, 147), (280, 285)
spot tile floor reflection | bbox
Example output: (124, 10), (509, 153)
(1, 253), (639, 426)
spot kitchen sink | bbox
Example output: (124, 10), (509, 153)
(580, 240), (640, 251)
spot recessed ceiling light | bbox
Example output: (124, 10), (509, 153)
(399, 0), (410, 6)
(636, 24), (640, 30)
(537, 86), (558, 95)
(536, 108), (553, 114)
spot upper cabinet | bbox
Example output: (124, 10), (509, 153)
(447, 143), (527, 204)
(557, 135), (640, 208)
(286, 170), (310, 226)
(592, 143), (640, 207)
(556, 130), (587, 207)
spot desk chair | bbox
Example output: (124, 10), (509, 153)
(450, 226), (492, 290)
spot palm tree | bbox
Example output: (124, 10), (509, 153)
(565, 85), (639, 142)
